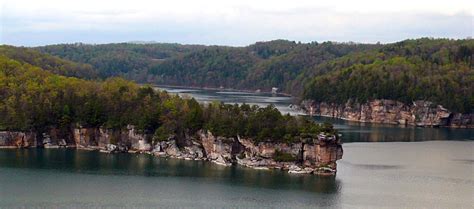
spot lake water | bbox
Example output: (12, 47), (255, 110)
(1, 87), (473, 208)
(158, 86), (473, 143)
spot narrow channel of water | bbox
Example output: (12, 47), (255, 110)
(158, 86), (474, 143)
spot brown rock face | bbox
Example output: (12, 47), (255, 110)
(0, 126), (343, 175)
(0, 131), (37, 148)
(74, 128), (101, 147)
(197, 131), (343, 175)
(72, 126), (152, 151)
(301, 135), (343, 175)
(302, 99), (473, 128)
(199, 130), (235, 165)
(236, 134), (342, 175)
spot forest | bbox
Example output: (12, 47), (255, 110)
(0, 54), (335, 144)
(10, 38), (474, 114)
(303, 39), (474, 113)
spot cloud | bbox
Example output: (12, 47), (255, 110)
(1, 0), (473, 46)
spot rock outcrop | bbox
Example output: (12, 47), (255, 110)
(301, 99), (473, 128)
(0, 131), (36, 148)
(0, 126), (343, 175)
(195, 130), (343, 175)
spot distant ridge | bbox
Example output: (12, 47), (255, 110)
(32, 38), (473, 113)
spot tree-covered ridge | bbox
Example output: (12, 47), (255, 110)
(0, 55), (335, 144)
(303, 38), (474, 113)
(32, 38), (474, 113)
(247, 42), (379, 94)
(36, 43), (208, 78)
(147, 47), (261, 87)
(145, 41), (376, 91)
(35, 40), (375, 90)
(0, 45), (98, 79)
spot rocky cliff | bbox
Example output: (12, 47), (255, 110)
(301, 99), (473, 128)
(0, 126), (343, 175)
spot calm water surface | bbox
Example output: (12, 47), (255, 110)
(0, 87), (472, 208)
(159, 86), (473, 143)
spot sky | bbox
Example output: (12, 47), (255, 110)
(1, 0), (473, 46)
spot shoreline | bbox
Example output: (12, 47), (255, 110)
(301, 100), (474, 129)
(0, 146), (338, 176)
(145, 85), (473, 129)
(311, 113), (474, 129)
(146, 83), (294, 97)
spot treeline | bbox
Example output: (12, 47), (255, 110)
(32, 38), (474, 113)
(36, 43), (207, 78)
(0, 45), (98, 79)
(303, 38), (474, 113)
(36, 40), (377, 91)
(0, 55), (334, 143)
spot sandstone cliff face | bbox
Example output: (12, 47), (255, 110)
(302, 99), (473, 128)
(0, 126), (343, 175)
(194, 131), (342, 175)
(0, 131), (36, 148)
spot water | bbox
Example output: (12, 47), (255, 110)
(158, 86), (474, 143)
(158, 86), (301, 115)
(1, 87), (473, 208)
(1, 143), (472, 208)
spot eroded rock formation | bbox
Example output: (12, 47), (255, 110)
(0, 131), (36, 148)
(0, 126), (343, 175)
(301, 99), (473, 128)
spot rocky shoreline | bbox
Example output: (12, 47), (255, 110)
(0, 126), (343, 175)
(301, 99), (473, 128)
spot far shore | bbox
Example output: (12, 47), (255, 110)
(141, 83), (294, 97)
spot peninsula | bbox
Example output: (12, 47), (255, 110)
(0, 48), (342, 175)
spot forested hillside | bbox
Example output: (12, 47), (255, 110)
(36, 43), (207, 78)
(33, 38), (474, 113)
(303, 38), (474, 113)
(0, 54), (334, 143)
(0, 45), (98, 79)
(36, 40), (377, 90)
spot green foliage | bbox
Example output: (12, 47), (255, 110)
(35, 40), (377, 92)
(153, 126), (173, 142)
(202, 103), (329, 143)
(0, 54), (332, 143)
(35, 43), (207, 78)
(273, 150), (296, 162)
(303, 38), (474, 113)
(33, 38), (473, 113)
(0, 45), (97, 79)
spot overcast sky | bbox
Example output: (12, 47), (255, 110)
(1, 0), (473, 46)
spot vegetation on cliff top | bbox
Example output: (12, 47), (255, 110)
(34, 38), (473, 113)
(0, 55), (335, 144)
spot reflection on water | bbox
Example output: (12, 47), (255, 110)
(0, 149), (343, 208)
(157, 86), (474, 143)
(1, 86), (471, 208)
(157, 86), (301, 115)
(1, 142), (472, 208)
(313, 116), (473, 142)
(0, 149), (340, 194)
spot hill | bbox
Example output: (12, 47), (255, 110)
(0, 45), (98, 79)
(303, 38), (474, 113)
(33, 38), (473, 113)
(0, 51), (331, 143)
(36, 43), (207, 78)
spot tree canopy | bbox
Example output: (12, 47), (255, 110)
(0, 55), (333, 143)
(303, 38), (474, 113)
(26, 38), (474, 113)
